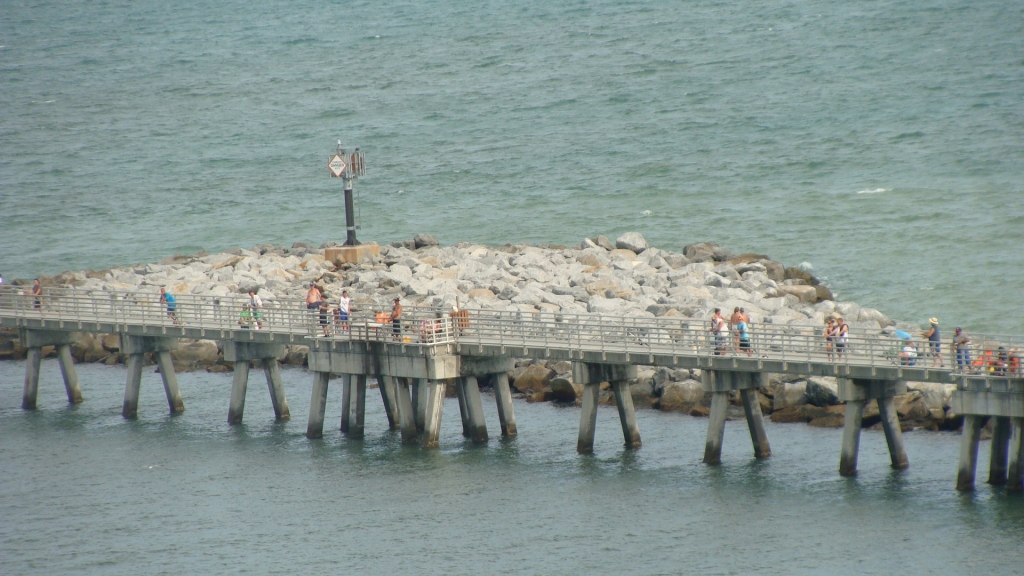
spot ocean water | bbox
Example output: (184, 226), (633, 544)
(2, 1), (1024, 572)
(2, 360), (1024, 574)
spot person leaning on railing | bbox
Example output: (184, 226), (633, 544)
(952, 327), (971, 371)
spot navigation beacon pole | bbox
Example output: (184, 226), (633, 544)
(328, 140), (365, 246)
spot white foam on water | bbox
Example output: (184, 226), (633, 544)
(856, 188), (889, 194)
(641, 210), (651, 215)
(798, 261), (813, 271)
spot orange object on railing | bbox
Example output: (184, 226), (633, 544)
(375, 312), (389, 324)
(451, 309), (469, 333)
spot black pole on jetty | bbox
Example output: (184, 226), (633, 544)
(328, 140), (365, 246)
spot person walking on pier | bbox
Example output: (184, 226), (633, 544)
(247, 289), (264, 330)
(306, 282), (323, 310)
(711, 308), (727, 355)
(736, 316), (753, 357)
(922, 318), (944, 367)
(30, 278), (42, 309)
(159, 287), (178, 324)
(729, 307), (743, 352)
(835, 317), (849, 359)
(953, 327), (971, 371)
(389, 297), (403, 340)
(338, 290), (350, 331)
(824, 318), (838, 361)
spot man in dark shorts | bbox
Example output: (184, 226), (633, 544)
(31, 278), (42, 309)
(922, 317), (943, 368)
(390, 297), (402, 340)
(318, 300), (331, 336)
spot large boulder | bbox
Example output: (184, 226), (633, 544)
(413, 234), (439, 249)
(594, 235), (615, 251)
(512, 364), (555, 394)
(659, 380), (705, 411)
(804, 376), (839, 407)
(549, 374), (581, 402)
(683, 242), (733, 263)
(773, 381), (808, 411)
(615, 232), (649, 254)
(170, 339), (220, 367)
(71, 333), (108, 363)
(906, 382), (955, 411)
(775, 285), (818, 303)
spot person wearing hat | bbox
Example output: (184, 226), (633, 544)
(389, 297), (403, 340)
(953, 327), (971, 371)
(922, 318), (944, 368)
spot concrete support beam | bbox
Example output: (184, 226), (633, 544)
(413, 378), (427, 433)
(122, 354), (144, 419)
(611, 380), (641, 449)
(21, 347), (42, 410)
(340, 374), (352, 434)
(493, 372), (517, 437)
(155, 350), (184, 414)
(307, 372), (330, 439)
(377, 375), (399, 430)
(455, 378), (471, 437)
(577, 382), (600, 454)
(228, 361), (250, 425)
(839, 401), (865, 476)
(878, 396), (910, 470)
(462, 376), (488, 443)
(348, 375), (367, 439)
(396, 378), (419, 445)
(422, 380), (447, 448)
(572, 362), (637, 385)
(957, 415), (984, 491)
(988, 416), (1012, 485)
(740, 388), (771, 459)
(1008, 418), (1024, 491)
(262, 358), (290, 420)
(56, 344), (83, 404)
(703, 392), (729, 465)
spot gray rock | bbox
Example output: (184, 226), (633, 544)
(805, 376), (839, 407)
(414, 234), (439, 249)
(663, 253), (691, 268)
(616, 232), (650, 253)
(580, 238), (600, 250)
(594, 235), (615, 251)
(773, 381), (808, 410)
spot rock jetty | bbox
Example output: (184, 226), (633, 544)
(1, 232), (959, 432)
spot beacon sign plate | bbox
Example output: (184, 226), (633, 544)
(328, 154), (348, 177)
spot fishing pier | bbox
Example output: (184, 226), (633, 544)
(3, 287), (1022, 492)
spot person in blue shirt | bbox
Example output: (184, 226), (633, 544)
(159, 287), (179, 324)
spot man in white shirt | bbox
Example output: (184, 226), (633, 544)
(248, 289), (263, 330)
(338, 290), (350, 331)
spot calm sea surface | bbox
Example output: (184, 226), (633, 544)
(2, 1), (1024, 572)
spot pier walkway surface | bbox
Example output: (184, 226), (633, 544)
(3, 286), (1023, 491)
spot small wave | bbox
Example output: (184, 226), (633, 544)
(856, 188), (889, 195)
(798, 261), (813, 271)
(641, 210), (651, 216)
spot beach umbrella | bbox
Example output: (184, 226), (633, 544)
(894, 329), (912, 340)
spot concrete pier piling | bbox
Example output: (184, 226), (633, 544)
(21, 347), (41, 410)
(20, 330), (81, 409)
(839, 401), (865, 476)
(703, 392), (729, 465)
(122, 353), (145, 419)
(877, 397), (909, 469)
(957, 415), (984, 491)
(612, 380), (642, 449)
(228, 361), (250, 425)
(577, 382), (600, 454)
(422, 379), (447, 448)
(493, 372), (518, 437)
(988, 416), (1011, 485)
(700, 370), (769, 464)
(396, 378), (419, 445)
(121, 335), (183, 418)
(1008, 418), (1024, 491)
(740, 388), (770, 459)
(348, 375), (367, 439)
(155, 350), (185, 414)
(837, 379), (908, 475)
(573, 363), (639, 453)
(262, 358), (290, 420)
(413, 378), (427, 433)
(57, 344), (84, 404)
(455, 377), (471, 437)
(223, 341), (286, 425)
(306, 371), (330, 439)
(340, 374), (352, 434)
(462, 376), (489, 443)
(378, 374), (399, 430)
